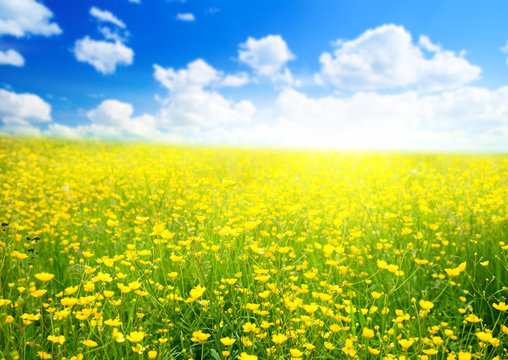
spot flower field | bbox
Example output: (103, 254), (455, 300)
(0, 137), (507, 360)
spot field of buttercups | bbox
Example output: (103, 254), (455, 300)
(0, 137), (507, 360)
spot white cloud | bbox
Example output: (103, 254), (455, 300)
(316, 24), (481, 92)
(238, 35), (295, 83)
(267, 87), (508, 150)
(0, 89), (51, 128)
(128, 0), (141, 3)
(154, 59), (256, 127)
(0, 0), (62, 37)
(176, 13), (195, 22)
(6, 83), (508, 151)
(98, 26), (129, 43)
(0, 49), (24, 66)
(73, 36), (134, 74)
(73, 6), (132, 74)
(90, 7), (126, 29)
(46, 123), (82, 139)
(221, 72), (249, 87)
(419, 35), (441, 52)
(42, 99), (165, 140)
(154, 59), (220, 92)
(157, 90), (256, 128)
(86, 99), (159, 138)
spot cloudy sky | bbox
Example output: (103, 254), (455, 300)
(1, 0), (508, 151)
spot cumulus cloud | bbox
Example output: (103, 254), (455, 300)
(267, 87), (508, 150)
(0, 88), (51, 126)
(73, 7), (133, 74)
(5, 83), (508, 151)
(316, 24), (481, 92)
(85, 99), (159, 138)
(73, 36), (134, 74)
(221, 72), (250, 87)
(154, 59), (220, 92)
(154, 59), (256, 127)
(238, 35), (295, 84)
(0, 49), (24, 66)
(171, 86), (508, 150)
(176, 13), (195, 22)
(43, 99), (169, 140)
(90, 7), (126, 28)
(0, 0), (62, 37)
(0, 0), (61, 65)
(97, 26), (129, 43)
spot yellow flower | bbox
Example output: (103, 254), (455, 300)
(444, 261), (466, 277)
(245, 303), (260, 311)
(330, 324), (341, 332)
(148, 350), (157, 359)
(238, 353), (258, 360)
(242, 322), (257, 332)
(220, 337), (236, 346)
(324, 341), (335, 350)
(398, 338), (414, 349)
(290, 349), (303, 357)
(113, 329), (125, 343)
(12, 250), (29, 260)
(302, 302), (318, 314)
(126, 331), (145, 343)
(371, 291), (383, 299)
(492, 301), (508, 311)
(186, 285), (206, 302)
(82, 339), (98, 347)
(341, 338), (356, 356)
(31, 289), (48, 297)
(34, 272), (54, 282)
(458, 352), (472, 360)
(386, 264), (399, 273)
(423, 348), (439, 355)
(368, 346), (380, 355)
(0, 299), (12, 307)
(271, 334), (287, 344)
(61, 297), (79, 306)
(305, 343), (315, 350)
(362, 327), (375, 338)
(191, 330), (210, 342)
(419, 300), (434, 310)
(64, 286), (79, 295)
(38, 351), (52, 359)
(47, 335), (65, 345)
(131, 343), (145, 354)
(464, 314), (482, 323)
(170, 255), (183, 262)
(104, 318), (123, 327)
(128, 281), (141, 290)
(476, 331), (492, 342)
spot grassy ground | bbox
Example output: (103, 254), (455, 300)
(0, 137), (507, 360)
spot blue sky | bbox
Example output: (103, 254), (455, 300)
(1, 0), (508, 150)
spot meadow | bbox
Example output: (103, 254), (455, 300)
(0, 137), (506, 360)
